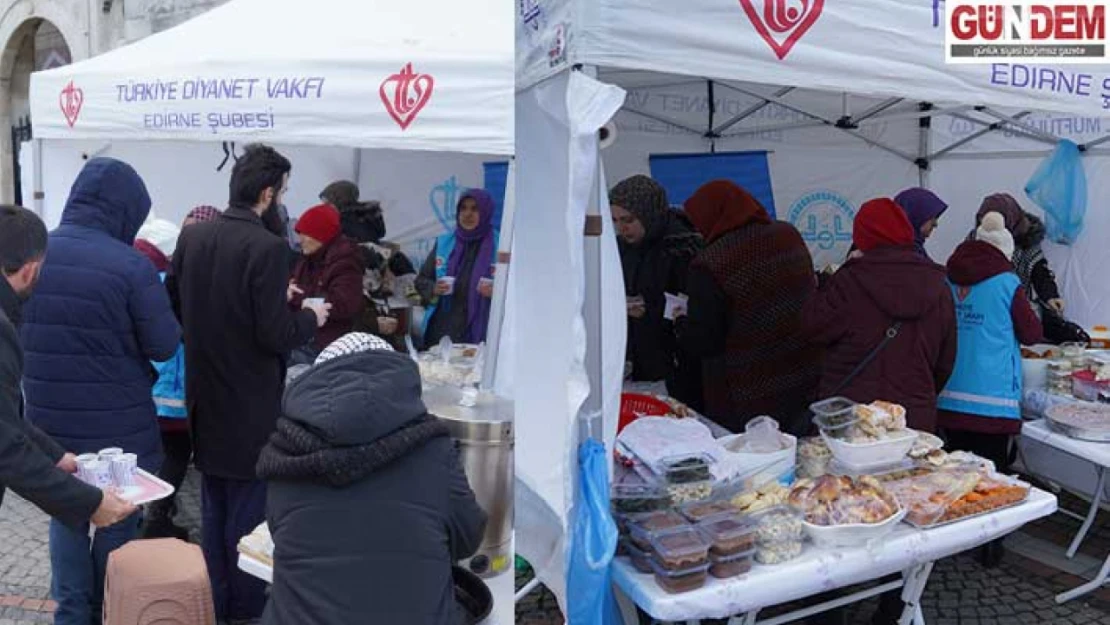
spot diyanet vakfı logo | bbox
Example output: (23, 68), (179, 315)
(946, 0), (1108, 63)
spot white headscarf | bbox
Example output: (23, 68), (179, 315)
(314, 333), (394, 365)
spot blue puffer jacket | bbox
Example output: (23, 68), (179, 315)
(21, 158), (181, 472)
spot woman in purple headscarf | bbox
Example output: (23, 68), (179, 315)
(416, 189), (499, 348)
(894, 187), (948, 261)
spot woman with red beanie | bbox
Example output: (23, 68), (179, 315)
(802, 198), (957, 433)
(288, 204), (365, 356)
(675, 180), (820, 436)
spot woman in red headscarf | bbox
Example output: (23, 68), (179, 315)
(802, 198), (958, 433)
(675, 180), (820, 436)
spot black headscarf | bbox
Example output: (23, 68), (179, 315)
(609, 175), (702, 295)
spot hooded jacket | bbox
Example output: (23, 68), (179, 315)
(21, 159), (180, 471)
(938, 242), (1043, 434)
(802, 247), (958, 433)
(259, 349), (487, 625)
(289, 236), (366, 351)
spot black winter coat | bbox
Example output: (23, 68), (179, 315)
(259, 349), (487, 625)
(170, 207), (317, 480)
(0, 279), (102, 529)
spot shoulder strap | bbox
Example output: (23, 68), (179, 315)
(829, 322), (903, 397)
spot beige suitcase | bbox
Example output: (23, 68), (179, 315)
(103, 538), (216, 625)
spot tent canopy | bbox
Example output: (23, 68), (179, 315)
(32, 0), (512, 155)
(518, 0), (1110, 119)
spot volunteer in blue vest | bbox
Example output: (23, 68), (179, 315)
(938, 211), (1042, 567)
(416, 189), (499, 348)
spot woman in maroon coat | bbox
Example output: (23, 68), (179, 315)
(288, 204), (366, 354)
(802, 198), (958, 433)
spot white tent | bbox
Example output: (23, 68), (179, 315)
(515, 0), (1110, 614)
(26, 1), (514, 621)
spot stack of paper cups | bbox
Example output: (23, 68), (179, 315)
(98, 447), (123, 461)
(109, 453), (138, 488)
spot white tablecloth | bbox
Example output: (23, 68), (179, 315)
(1022, 419), (1110, 469)
(236, 554), (514, 625)
(613, 488), (1057, 621)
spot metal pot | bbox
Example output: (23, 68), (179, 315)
(427, 386), (514, 579)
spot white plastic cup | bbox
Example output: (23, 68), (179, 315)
(438, 276), (457, 295)
(75, 454), (99, 484)
(303, 297), (325, 309)
(87, 460), (114, 489)
(97, 447), (124, 461)
(110, 453), (138, 488)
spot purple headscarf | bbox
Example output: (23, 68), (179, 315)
(894, 188), (948, 259)
(447, 189), (496, 343)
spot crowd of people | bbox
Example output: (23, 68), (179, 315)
(0, 144), (494, 625)
(615, 176), (1069, 624)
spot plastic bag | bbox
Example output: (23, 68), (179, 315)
(567, 438), (622, 625)
(743, 416), (785, 453)
(1025, 139), (1088, 245)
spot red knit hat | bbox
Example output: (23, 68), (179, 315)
(853, 198), (915, 252)
(294, 203), (341, 244)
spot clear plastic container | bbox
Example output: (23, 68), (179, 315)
(813, 414), (858, 440)
(749, 505), (804, 544)
(810, 397), (858, 426)
(697, 514), (756, 556)
(755, 539), (804, 565)
(709, 548), (755, 578)
(678, 498), (736, 524)
(611, 481), (672, 516)
(622, 538), (653, 574)
(667, 479), (715, 505)
(627, 510), (688, 551)
(659, 453), (714, 484)
(649, 559), (710, 594)
(1073, 371), (1110, 402)
(649, 526), (710, 570)
(797, 437), (832, 479)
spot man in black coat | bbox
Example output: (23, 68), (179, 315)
(0, 205), (135, 531)
(171, 145), (329, 623)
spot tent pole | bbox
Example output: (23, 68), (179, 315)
(481, 156), (515, 392)
(32, 138), (43, 217)
(621, 106), (703, 135)
(1081, 133), (1110, 150)
(918, 103), (932, 187)
(854, 97), (903, 123)
(977, 108), (1061, 144)
(949, 112), (1057, 146)
(930, 111), (1033, 160)
(712, 86), (794, 135)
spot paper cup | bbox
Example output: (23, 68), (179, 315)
(97, 448), (124, 461)
(110, 453), (138, 488)
(87, 460), (114, 489)
(438, 277), (456, 295)
(75, 454), (99, 484)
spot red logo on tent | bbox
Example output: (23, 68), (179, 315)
(59, 80), (84, 127)
(380, 63), (434, 131)
(739, 0), (824, 60)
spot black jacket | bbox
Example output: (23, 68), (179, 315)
(171, 207), (317, 480)
(259, 349), (487, 625)
(0, 278), (101, 529)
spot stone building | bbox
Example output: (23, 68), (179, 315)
(0, 0), (229, 202)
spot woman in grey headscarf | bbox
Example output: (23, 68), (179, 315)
(610, 175), (704, 410)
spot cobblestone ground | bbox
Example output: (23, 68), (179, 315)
(1, 470), (1109, 623)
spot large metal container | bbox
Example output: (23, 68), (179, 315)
(426, 386), (514, 578)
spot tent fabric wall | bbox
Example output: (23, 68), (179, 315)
(519, 0), (1110, 118)
(514, 70), (626, 613)
(34, 0), (512, 155)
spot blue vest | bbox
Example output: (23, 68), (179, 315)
(422, 230), (500, 336)
(152, 272), (186, 419)
(938, 273), (1023, 420)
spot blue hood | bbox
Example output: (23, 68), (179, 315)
(60, 158), (151, 244)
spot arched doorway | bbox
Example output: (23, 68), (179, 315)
(0, 17), (73, 205)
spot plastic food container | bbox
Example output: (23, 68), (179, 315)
(803, 507), (907, 549)
(679, 498), (736, 524)
(749, 505), (804, 544)
(697, 514), (756, 556)
(667, 479), (715, 505)
(650, 559), (709, 594)
(660, 454), (713, 484)
(622, 538), (653, 574)
(649, 526), (710, 571)
(821, 429), (917, 470)
(797, 437), (832, 479)
(1072, 371), (1110, 402)
(627, 510), (688, 551)
(755, 539), (804, 565)
(813, 414), (859, 440)
(611, 482), (672, 516)
(810, 397), (858, 427)
(709, 548), (755, 579)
